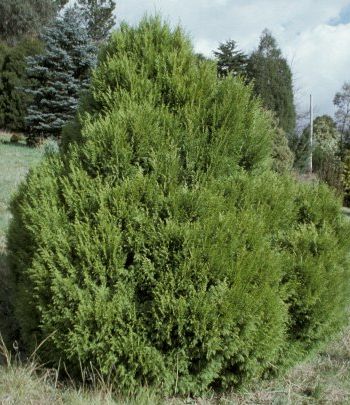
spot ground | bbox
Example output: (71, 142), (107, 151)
(0, 132), (349, 404)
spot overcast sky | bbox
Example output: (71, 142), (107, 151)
(115, 0), (350, 120)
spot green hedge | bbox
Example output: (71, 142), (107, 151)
(7, 17), (350, 395)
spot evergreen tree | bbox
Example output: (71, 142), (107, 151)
(24, 7), (96, 141)
(213, 39), (248, 78)
(76, 0), (116, 43)
(0, 39), (42, 131)
(0, 0), (61, 45)
(8, 17), (350, 395)
(247, 29), (296, 136)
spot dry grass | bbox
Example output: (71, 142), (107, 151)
(0, 326), (350, 404)
(226, 329), (350, 404)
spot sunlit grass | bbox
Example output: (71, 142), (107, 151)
(0, 132), (42, 243)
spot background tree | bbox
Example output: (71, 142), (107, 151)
(76, 0), (116, 43)
(312, 115), (342, 191)
(295, 115), (340, 164)
(0, 0), (64, 45)
(24, 7), (96, 142)
(334, 81), (350, 154)
(312, 115), (340, 153)
(213, 39), (248, 78)
(293, 115), (342, 190)
(0, 39), (42, 131)
(247, 29), (296, 137)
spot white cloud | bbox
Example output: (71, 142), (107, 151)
(115, 0), (350, 118)
(285, 23), (350, 116)
(286, 24), (350, 115)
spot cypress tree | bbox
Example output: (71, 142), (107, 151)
(24, 7), (96, 141)
(213, 38), (293, 173)
(8, 17), (350, 395)
(247, 29), (296, 137)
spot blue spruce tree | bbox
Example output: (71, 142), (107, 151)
(25, 7), (96, 142)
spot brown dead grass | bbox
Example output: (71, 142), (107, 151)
(0, 326), (350, 404)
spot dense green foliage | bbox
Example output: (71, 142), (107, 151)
(0, 39), (42, 131)
(8, 17), (350, 395)
(76, 0), (116, 43)
(214, 40), (248, 78)
(24, 8), (96, 140)
(271, 124), (294, 173)
(0, 0), (59, 45)
(247, 30), (296, 137)
(213, 36), (293, 173)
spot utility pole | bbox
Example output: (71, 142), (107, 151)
(309, 94), (313, 173)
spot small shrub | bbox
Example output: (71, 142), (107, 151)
(41, 138), (60, 156)
(10, 134), (21, 144)
(8, 17), (350, 395)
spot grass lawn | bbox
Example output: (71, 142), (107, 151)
(0, 132), (42, 247)
(0, 133), (350, 404)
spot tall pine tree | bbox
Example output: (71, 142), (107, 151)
(213, 40), (248, 78)
(24, 7), (96, 141)
(76, 0), (116, 43)
(247, 29), (296, 137)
